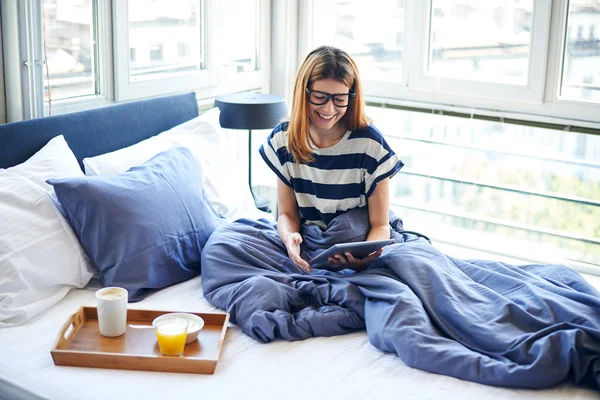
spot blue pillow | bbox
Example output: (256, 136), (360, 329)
(48, 147), (224, 301)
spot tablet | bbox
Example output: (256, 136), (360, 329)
(308, 239), (395, 269)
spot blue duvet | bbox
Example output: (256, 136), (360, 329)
(201, 208), (600, 390)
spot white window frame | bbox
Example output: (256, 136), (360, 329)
(270, 0), (300, 104)
(408, 0), (551, 104)
(299, 0), (600, 128)
(42, 0), (114, 115)
(306, 0), (411, 97)
(2, 0), (113, 120)
(2, 0), (43, 120)
(5, 0), (271, 120)
(113, 0), (271, 102)
(1, 0), (25, 122)
(112, 0), (216, 102)
(212, 0), (271, 96)
(541, 0), (600, 123)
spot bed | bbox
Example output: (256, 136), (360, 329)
(0, 93), (598, 400)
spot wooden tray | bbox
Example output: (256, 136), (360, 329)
(51, 307), (229, 374)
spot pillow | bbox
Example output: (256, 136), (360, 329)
(82, 107), (273, 223)
(48, 147), (224, 302)
(0, 136), (94, 327)
(164, 108), (271, 223)
(83, 132), (173, 176)
(8, 135), (84, 192)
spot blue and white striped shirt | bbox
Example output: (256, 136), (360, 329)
(259, 122), (403, 228)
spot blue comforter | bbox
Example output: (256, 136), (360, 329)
(201, 208), (600, 390)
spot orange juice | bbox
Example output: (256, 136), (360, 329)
(155, 320), (188, 356)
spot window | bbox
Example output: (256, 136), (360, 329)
(312, 0), (405, 83)
(1, 0), (111, 119)
(300, 0), (600, 274)
(127, 0), (203, 80)
(368, 105), (600, 273)
(5, 0), (270, 118)
(310, 0), (552, 107)
(220, 0), (258, 73)
(410, 0), (551, 103)
(113, 0), (269, 101)
(306, 0), (598, 127)
(428, 1), (533, 85)
(212, 0), (269, 95)
(113, 0), (208, 100)
(560, 0), (600, 102)
(42, 0), (97, 102)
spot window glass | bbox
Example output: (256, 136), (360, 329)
(220, 0), (258, 73)
(128, 0), (204, 80)
(429, 0), (534, 84)
(367, 105), (600, 270)
(313, 0), (405, 82)
(42, 0), (97, 101)
(560, 0), (600, 102)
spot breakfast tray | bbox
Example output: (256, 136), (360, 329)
(51, 306), (230, 374)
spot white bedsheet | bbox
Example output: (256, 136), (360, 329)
(1, 276), (598, 400)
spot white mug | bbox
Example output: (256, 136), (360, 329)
(96, 287), (128, 337)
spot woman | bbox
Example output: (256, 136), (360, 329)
(260, 46), (403, 273)
(205, 47), (600, 388)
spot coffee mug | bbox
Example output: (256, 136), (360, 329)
(96, 287), (128, 337)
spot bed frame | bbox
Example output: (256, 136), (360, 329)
(0, 92), (198, 169)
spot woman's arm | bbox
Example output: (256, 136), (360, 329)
(366, 178), (391, 241)
(277, 179), (311, 272)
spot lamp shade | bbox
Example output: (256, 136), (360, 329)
(214, 93), (287, 130)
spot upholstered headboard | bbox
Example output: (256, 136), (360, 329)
(0, 92), (198, 169)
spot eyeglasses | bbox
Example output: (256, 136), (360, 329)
(306, 88), (355, 107)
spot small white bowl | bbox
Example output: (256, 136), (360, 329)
(152, 313), (205, 344)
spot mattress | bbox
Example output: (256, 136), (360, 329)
(1, 272), (598, 400)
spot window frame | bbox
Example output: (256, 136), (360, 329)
(211, 0), (271, 96)
(42, 0), (114, 116)
(113, 0), (271, 102)
(542, 0), (600, 121)
(288, 0), (600, 274)
(408, 0), (551, 104)
(307, 0), (411, 96)
(112, 0), (215, 102)
(4, 0), (271, 120)
(300, 0), (600, 128)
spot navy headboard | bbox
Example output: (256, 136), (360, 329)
(0, 92), (198, 169)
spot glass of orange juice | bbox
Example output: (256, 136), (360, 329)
(155, 318), (189, 356)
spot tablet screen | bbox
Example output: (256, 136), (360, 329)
(308, 239), (394, 269)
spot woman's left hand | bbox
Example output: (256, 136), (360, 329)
(327, 248), (383, 272)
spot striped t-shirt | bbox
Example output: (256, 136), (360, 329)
(259, 122), (404, 228)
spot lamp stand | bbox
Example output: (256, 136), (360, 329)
(248, 129), (253, 189)
(248, 129), (271, 213)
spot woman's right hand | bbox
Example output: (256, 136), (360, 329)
(283, 232), (311, 273)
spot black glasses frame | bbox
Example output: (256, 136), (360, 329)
(305, 88), (356, 107)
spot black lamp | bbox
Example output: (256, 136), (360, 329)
(214, 92), (288, 213)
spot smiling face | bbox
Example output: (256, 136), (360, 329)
(307, 78), (351, 135)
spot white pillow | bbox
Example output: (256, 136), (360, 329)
(83, 108), (273, 222)
(162, 107), (272, 222)
(0, 137), (94, 327)
(8, 135), (83, 193)
(83, 133), (173, 176)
